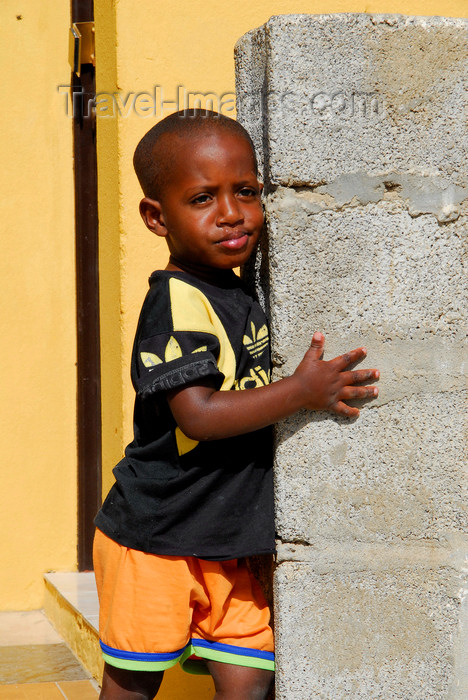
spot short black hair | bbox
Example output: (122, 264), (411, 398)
(133, 109), (258, 200)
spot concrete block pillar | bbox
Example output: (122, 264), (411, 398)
(236, 14), (468, 699)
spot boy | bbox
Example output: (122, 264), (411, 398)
(94, 109), (379, 700)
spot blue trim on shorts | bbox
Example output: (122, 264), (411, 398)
(191, 638), (275, 661)
(99, 640), (186, 662)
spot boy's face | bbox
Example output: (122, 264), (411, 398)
(140, 130), (264, 273)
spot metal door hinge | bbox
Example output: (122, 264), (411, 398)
(69, 21), (95, 77)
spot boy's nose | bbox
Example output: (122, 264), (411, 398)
(216, 194), (244, 226)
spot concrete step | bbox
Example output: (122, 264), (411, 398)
(44, 573), (102, 684)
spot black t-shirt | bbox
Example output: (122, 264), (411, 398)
(95, 270), (275, 560)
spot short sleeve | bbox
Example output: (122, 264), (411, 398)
(131, 275), (225, 398)
(134, 330), (224, 398)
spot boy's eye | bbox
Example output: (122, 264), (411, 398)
(191, 194), (211, 204)
(238, 187), (258, 197)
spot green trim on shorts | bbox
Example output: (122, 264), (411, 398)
(179, 643), (210, 675)
(101, 652), (179, 673)
(180, 642), (275, 674)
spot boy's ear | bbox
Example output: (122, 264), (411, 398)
(139, 198), (167, 237)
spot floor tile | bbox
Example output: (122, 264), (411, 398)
(0, 645), (87, 684)
(57, 680), (99, 699)
(0, 682), (65, 699)
(0, 613), (61, 647)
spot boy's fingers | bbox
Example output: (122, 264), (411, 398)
(308, 331), (325, 359)
(332, 347), (367, 369)
(341, 385), (379, 400)
(342, 368), (380, 384)
(332, 401), (360, 418)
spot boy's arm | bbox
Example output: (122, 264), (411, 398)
(167, 332), (380, 441)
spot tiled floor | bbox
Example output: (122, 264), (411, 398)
(0, 680), (98, 699)
(0, 611), (98, 699)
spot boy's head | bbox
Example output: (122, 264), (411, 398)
(133, 109), (258, 200)
(134, 110), (264, 273)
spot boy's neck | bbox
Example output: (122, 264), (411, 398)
(165, 255), (237, 286)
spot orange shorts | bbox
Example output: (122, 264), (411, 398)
(93, 529), (274, 675)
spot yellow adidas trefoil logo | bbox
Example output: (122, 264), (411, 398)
(140, 337), (208, 368)
(243, 322), (269, 359)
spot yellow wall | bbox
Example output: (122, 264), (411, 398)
(96, 0), (468, 495)
(0, 1), (76, 608)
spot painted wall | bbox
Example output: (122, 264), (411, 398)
(0, 1), (76, 609)
(95, 0), (468, 496)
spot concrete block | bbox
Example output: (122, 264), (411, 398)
(265, 193), (467, 369)
(236, 14), (468, 190)
(274, 560), (467, 699)
(274, 392), (467, 546)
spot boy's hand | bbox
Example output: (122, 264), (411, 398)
(292, 332), (379, 417)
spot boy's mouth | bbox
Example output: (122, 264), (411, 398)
(217, 232), (249, 250)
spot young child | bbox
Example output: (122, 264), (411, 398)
(93, 109), (380, 700)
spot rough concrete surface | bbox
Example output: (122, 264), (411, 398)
(236, 14), (468, 188)
(236, 13), (468, 700)
(274, 393), (467, 544)
(274, 562), (463, 699)
(265, 193), (466, 370)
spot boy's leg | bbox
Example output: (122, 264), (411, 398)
(207, 661), (274, 700)
(94, 532), (198, 699)
(189, 558), (274, 699)
(99, 663), (164, 700)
